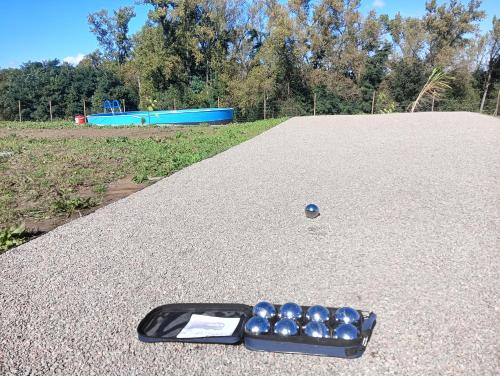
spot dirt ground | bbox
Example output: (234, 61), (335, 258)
(0, 126), (191, 139)
(21, 177), (148, 233)
(1, 126), (169, 236)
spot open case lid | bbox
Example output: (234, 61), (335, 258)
(137, 303), (253, 344)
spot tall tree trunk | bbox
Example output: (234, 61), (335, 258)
(137, 76), (142, 108)
(206, 63), (209, 85)
(480, 68), (493, 113)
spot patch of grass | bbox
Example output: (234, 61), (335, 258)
(52, 188), (98, 216)
(0, 118), (286, 250)
(0, 120), (202, 130)
(0, 224), (26, 253)
(93, 183), (107, 194)
(0, 120), (78, 130)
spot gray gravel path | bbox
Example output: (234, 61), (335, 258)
(1, 112), (499, 375)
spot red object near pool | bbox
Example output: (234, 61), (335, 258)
(75, 115), (86, 125)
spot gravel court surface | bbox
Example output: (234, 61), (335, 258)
(1, 112), (499, 375)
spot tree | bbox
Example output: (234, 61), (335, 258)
(0, 69), (20, 120)
(114, 7), (136, 64)
(479, 17), (500, 113)
(2, 0), (499, 120)
(387, 58), (428, 110)
(384, 14), (426, 60)
(88, 10), (114, 59)
(308, 0), (367, 111)
(88, 7), (136, 64)
(424, 0), (485, 67)
(0, 60), (138, 120)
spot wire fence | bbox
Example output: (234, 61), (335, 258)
(232, 95), (500, 123)
(3, 90), (500, 124)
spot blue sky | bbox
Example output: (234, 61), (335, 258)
(0, 0), (498, 68)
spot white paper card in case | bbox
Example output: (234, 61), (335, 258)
(177, 314), (241, 338)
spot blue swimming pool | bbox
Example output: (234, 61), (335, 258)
(86, 108), (234, 126)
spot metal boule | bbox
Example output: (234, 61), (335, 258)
(334, 307), (361, 325)
(274, 318), (299, 337)
(333, 323), (360, 340)
(279, 302), (303, 321)
(252, 301), (276, 319)
(305, 305), (330, 323)
(303, 321), (329, 338)
(244, 316), (271, 336)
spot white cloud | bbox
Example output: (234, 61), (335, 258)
(372, 0), (385, 8)
(63, 53), (85, 66)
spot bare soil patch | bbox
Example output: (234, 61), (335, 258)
(23, 177), (148, 234)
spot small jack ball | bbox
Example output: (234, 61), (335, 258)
(305, 203), (320, 218)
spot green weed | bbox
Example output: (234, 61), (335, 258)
(53, 189), (97, 215)
(0, 224), (26, 253)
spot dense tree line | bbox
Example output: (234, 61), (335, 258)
(0, 61), (137, 120)
(0, 0), (499, 121)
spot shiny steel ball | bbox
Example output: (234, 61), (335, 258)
(303, 321), (329, 338)
(334, 307), (361, 325)
(274, 318), (299, 337)
(279, 302), (303, 321)
(333, 323), (360, 340)
(305, 305), (330, 323)
(244, 316), (270, 336)
(305, 204), (320, 219)
(252, 301), (276, 319)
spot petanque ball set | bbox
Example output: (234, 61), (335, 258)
(137, 205), (376, 358)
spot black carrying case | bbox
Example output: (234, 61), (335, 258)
(137, 303), (376, 358)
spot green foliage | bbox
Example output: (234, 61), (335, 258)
(88, 7), (136, 64)
(0, 120), (76, 129)
(376, 92), (397, 114)
(0, 224), (26, 253)
(128, 118), (286, 181)
(0, 61), (138, 121)
(387, 59), (428, 111)
(53, 189), (97, 216)
(439, 68), (481, 111)
(479, 16), (500, 113)
(0, 0), (498, 118)
(424, 0), (485, 66)
(144, 98), (158, 112)
(361, 45), (391, 91)
(409, 67), (453, 112)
